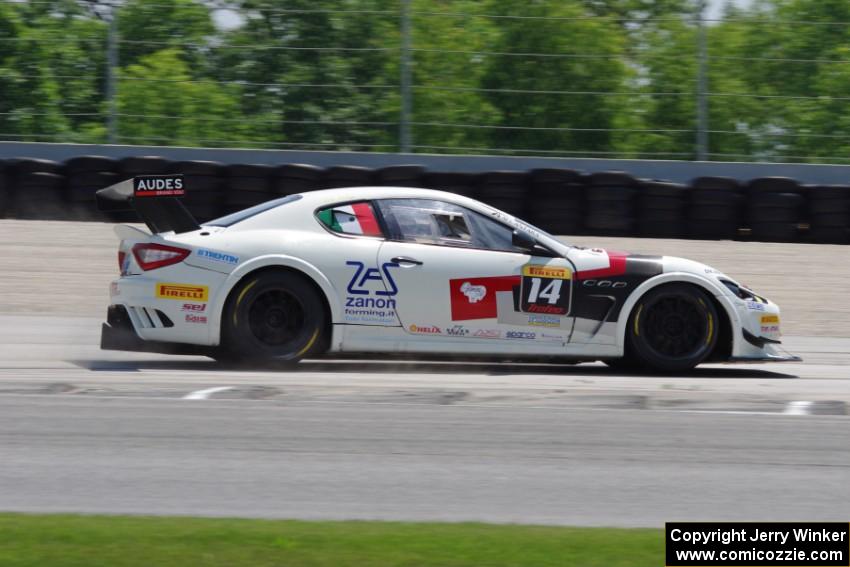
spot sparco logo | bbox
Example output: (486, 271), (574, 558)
(582, 280), (627, 288)
(506, 331), (535, 340)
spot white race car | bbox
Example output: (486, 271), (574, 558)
(98, 174), (798, 372)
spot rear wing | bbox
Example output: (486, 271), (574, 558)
(95, 174), (200, 234)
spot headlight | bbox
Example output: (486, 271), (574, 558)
(720, 279), (768, 303)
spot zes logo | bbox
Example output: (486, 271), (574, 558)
(446, 325), (469, 336)
(156, 283), (209, 301)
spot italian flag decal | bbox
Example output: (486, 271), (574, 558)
(323, 203), (382, 236)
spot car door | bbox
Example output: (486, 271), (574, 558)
(312, 201), (400, 326)
(374, 198), (574, 352)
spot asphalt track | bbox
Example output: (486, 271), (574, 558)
(2, 220), (850, 526)
(1, 314), (849, 527)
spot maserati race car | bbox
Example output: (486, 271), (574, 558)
(97, 174), (798, 372)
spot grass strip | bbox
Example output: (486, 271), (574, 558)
(0, 513), (662, 567)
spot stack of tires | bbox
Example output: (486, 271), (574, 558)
(11, 159), (66, 220)
(64, 156), (119, 221)
(477, 171), (528, 217)
(119, 155), (170, 178)
(746, 177), (804, 242)
(422, 171), (477, 198)
(584, 171), (637, 236)
(273, 164), (324, 196)
(223, 164), (273, 215)
(0, 161), (8, 218)
(687, 177), (743, 240)
(374, 165), (426, 188)
(636, 180), (689, 238)
(807, 185), (850, 244)
(527, 168), (584, 235)
(322, 165), (373, 189)
(169, 160), (225, 222)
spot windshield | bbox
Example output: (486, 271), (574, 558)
(204, 194), (302, 227)
(480, 205), (571, 254)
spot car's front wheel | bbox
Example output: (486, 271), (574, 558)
(217, 271), (327, 365)
(624, 283), (718, 372)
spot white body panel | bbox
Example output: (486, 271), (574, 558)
(106, 186), (792, 363)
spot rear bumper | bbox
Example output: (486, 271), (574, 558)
(101, 305), (211, 356)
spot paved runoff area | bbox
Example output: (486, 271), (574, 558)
(1, 220), (849, 526)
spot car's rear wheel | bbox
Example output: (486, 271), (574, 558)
(217, 271), (326, 365)
(625, 283), (718, 372)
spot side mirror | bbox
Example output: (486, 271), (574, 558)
(511, 230), (537, 253)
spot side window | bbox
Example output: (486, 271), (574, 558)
(377, 198), (524, 253)
(316, 201), (383, 237)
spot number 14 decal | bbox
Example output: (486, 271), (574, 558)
(520, 264), (571, 316)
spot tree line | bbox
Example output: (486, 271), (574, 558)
(2, 0), (850, 163)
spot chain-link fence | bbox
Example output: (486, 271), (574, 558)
(3, 0), (850, 163)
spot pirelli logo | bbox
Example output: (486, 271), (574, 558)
(522, 265), (572, 280)
(156, 283), (208, 301)
(761, 315), (780, 324)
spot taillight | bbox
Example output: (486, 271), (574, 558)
(132, 243), (190, 271)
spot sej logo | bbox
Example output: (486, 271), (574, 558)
(346, 261), (399, 296)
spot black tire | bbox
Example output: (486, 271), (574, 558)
(374, 165), (426, 185)
(640, 181), (689, 198)
(276, 163), (325, 181)
(639, 197), (687, 212)
(810, 212), (850, 227)
(119, 156), (171, 176)
(808, 185), (850, 200)
(750, 192), (804, 208)
(691, 176), (740, 191)
(586, 187), (635, 201)
(637, 220), (687, 238)
(64, 155), (118, 173)
(747, 177), (800, 195)
(689, 204), (739, 221)
(585, 213), (635, 232)
(227, 176), (270, 193)
(11, 158), (62, 175)
(691, 190), (744, 207)
(588, 200), (633, 216)
(220, 271), (327, 364)
(323, 165), (373, 188)
(748, 207), (801, 223)
(687, 220), (739, 240)
(808, 227), (848, 244)
(811, 199), (849, 215)
(227, 163), (273, 178)
(589, 171), (636, 187)
(625, 284), (718, 372)
(750, 222), (799, 242)
(169, 160), (224, 176)
(529, 168), (581, 185)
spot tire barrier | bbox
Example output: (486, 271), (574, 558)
(0, 156), (848, 244)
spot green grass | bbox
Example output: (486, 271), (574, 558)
(0, 513), (662, 567)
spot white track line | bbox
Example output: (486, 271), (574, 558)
(783, 401), (813, 415)
(183, 386), (235, 400)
